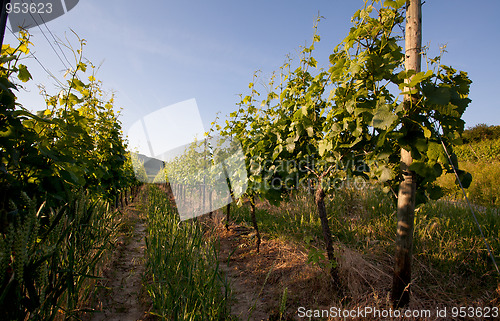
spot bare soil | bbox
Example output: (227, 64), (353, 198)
(212, 213), (338, 321)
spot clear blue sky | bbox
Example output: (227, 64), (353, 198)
(5, 0), (499, 137)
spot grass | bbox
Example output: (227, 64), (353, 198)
(437, 159), (500, 207)
(230, 184), (500, 307)
(231, 186), (397, 256)
(436, 137), (500, 207)
(143, 184), (234, 320)
(414, 201), (499, 274)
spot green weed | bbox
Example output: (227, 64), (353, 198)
(144, 185), (233, 320)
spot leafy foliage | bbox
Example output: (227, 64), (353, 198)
(462, 123), (500, 143)
(1, 32), (136, 216)
(0, 31), (139, 319)
(219, 0), (472, 207)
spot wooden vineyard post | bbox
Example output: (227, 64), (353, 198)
(392, 0), (421, 308)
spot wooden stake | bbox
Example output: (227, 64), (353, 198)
(392, 0), (421, 308)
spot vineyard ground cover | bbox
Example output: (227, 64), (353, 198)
(98, 182), (499, 320)
(136, 182), (499, 319)
(226, 186), (500, 319)
(1, 31), (143, 320)
(436, 135), (500, 207)
(143, 184), (340, 320)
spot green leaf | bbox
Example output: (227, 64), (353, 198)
(318, 140), (332, 157)
(78, 62), (87, 72)
(18, 64), (32, 82)
(398, 70), (432, 90)
(371, 104), (397, 130)
(306, 126), (314, 137)
(379, 165), (393, 182)
(384, 0), (397, 8)
(72, 79), (86, 92)
(384, 0), (405, 9)
(426, 86), (451, 106)
(409, 70), (433, 88)
(285, 137), (295, 153)
(331, 123), (342, 134)
(272, 145), (283, 161)
(349, 61), (362, 75)
(18, 43), (29, 54)
(423, 127), (432, 139)
(2, 44), (15, 55)
(0, 55), (16, 64)
(60, 169), (80, 185)
(309, 57), (317, 68)
(301, 105), (308, 116)
(456, 170), (472, 189)
(409, 161), (434, 178)
(426, 142), (442, 162)
(427, 184), (444, 200)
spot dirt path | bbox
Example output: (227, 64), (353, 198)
(90, 201), (152, 321)
(217, 224), (270, 321)
(214, 216), (337, 321)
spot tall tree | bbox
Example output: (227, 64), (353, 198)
(392, 0), (421, 308)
